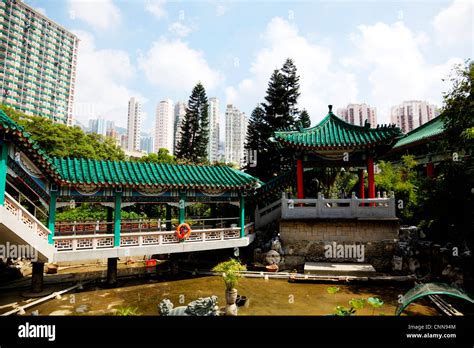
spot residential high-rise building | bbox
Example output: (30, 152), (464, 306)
(106, 127), (119, 146)
(336, 103), (377, 127)
(127, 97), (141, 152)
(89, 118), (114, 136)
(173, 101), (186, 153)
(120, 134), (128, 150)
(207, 97), (220, 162)
(0, 0), (78, 125)
(154, 99), (174, 154)
(390, 100), (439, 133)
(225, 104), (248, 167)
(140, 135), (154, 154)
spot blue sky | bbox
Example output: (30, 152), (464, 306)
(24, 0), (473, 134)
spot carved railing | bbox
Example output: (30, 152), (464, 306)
(281, 192), (396, 219)
(255, 199), (282, 228)
(53, 223), (254, 252)
(3, 192), (51, 241)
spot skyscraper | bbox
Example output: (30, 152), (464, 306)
(89, 118), (114, 136)
(336, 103), (377, 127)
(390, 100), (439, 133)
(173, 100), (186, 154)
(127, 97), (141, 152)
(207, 97), (220, 162)
(154, 99), (174, 154)
(140, 135), (154, 154)
(0, 0), (78, 125)
(225, 104), (248, 167)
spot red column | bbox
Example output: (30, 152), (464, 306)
(296, 159), (304, 199)
(367, 156), (375, 200)
(426, 162), (434, 178)
(358, 169), (365, 199)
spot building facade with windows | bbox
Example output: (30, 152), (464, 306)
(207, 97), (219, 163)
(390, 100), (439, 133)
(127, 97), (141, 152)
(336, 103), (377, 128)
(225, 104), (248, 167)
(154, 99), (174, 154)
(173, 100), (186, 154)
(0, 0), (78, 125)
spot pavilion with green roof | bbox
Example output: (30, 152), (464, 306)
(274, 105), (403, 200)
(0, 110), (260, 248)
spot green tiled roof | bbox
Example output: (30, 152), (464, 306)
(52, 158), (259, 189)
(0, 110), (56, 173)
(0, 110), (259, 190)
(393, 116), (444, 149)
(275, 109), (402, 149)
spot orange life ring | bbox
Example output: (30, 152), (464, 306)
(176, 223), (192, 240)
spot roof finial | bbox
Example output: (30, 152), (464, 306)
(328, 105), (333, 113)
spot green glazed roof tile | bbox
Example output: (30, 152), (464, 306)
(275, 111), (402, 149)
(393, 116), (444, 149)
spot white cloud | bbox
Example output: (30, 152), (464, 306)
(138, 37), (222, 93)
(225, 17), (358, 124)
(68, 0), (121, 30)
(345, 21), (462, 122)
(433, 0), (473, 48)
(168, 22), (193, 37)
(145, 0), (167, 20)
(72, 31), (145, 127)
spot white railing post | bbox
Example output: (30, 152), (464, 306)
(138, 235), (143, 246)
(202, 231), (206, 242)
(92, 237), (97, 250)
(72, 239), (78, 251)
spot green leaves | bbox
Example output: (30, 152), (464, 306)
(327, 286), (340, 295)
(2, 109), (126, 161)
(334, 306), (356, 316)
(212, 258), (246, 290)
(367, 297), (384, 308)
(349, 298), (366, 309)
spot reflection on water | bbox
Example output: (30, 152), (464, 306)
(26, 276), (439, 316)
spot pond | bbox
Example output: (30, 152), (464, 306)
(23, 276), (439, 316)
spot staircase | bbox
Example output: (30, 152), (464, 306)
(0, 192), (55, 262)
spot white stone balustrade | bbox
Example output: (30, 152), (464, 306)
(281, 192), (396, 220)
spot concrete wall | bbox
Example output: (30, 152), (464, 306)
(279, 220), (399, 271)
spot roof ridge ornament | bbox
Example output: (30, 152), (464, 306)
(328, 105), (333, 113)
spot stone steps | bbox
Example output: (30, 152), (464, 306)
(304, 262), (376, 277)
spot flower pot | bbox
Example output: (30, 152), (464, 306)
(225, 288), (238, 305)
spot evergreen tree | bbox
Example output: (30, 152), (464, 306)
(245, 105), (268, 176)
(176, 82), (209, 163)
(281, 58), (301, 121)
(262, 69), (291, 130)
(299, 109), (311, 128)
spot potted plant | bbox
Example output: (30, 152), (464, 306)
(212, 258), (246, 315)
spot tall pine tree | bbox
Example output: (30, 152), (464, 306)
(281, 58), (301, 122)
(245, 105), (268, 177)
(247, 58), (302, 181)
(176, 82), (209, 163)
(299, 109), (311, 128)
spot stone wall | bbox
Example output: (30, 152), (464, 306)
(279, 220), (399, 271)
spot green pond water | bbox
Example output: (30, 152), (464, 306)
(24, 276), (439, 316)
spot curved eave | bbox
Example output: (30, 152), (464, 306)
(276, 138), (399, 151)
(389, 133), (444, 153)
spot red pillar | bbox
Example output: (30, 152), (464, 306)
(426, 162), (434, 178)
(296, 159), (304, 199)
(358, 169), (365, 199)
(367, 156), (375, 199)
